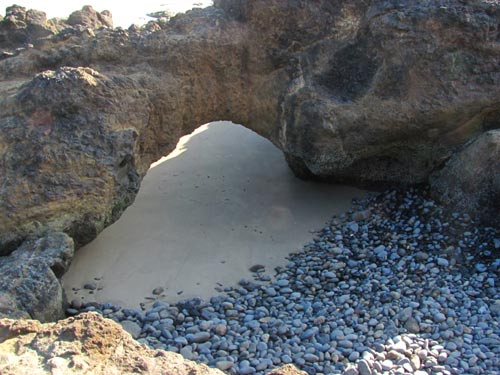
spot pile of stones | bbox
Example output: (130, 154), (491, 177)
(70, 189), (500, 375)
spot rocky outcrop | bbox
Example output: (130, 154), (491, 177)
(0, 232), (74, 322)
(67, 6), (113, 29)
(0, 312), (223, 375)
(0, 0), (499, 319)
(0, 5), (59, 50)
(0, 312), (305, 375)
(431, 130), (500, 227)
(0, 5), (113, 52)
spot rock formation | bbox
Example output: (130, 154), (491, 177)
(0, 312), (306, 375)
(0, 0), (499, 320)
(430, 130), (500, 225)
(0, 5), (112, 50)
(0, 232), (74, 322)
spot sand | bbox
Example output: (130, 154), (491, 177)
(62, 122), (365, 309)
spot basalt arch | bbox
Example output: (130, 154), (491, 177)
(0, 0), (499, 320)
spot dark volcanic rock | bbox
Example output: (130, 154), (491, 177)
(67, 6), (113, 29)
(431, 130), (500, 226)
(0, 232), (74, 322)
(0, 5), (113, 51)
(0, 5), (58, 49)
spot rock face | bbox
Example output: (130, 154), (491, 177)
(0, 312), (305, 375)
(0, 1), (499, 318)
(431, 130), (500, 226)
(0, 232), (74, 322)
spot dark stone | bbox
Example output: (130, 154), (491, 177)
(0, 233), (74, 322)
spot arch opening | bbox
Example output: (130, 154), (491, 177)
(62, 121), (364, 308)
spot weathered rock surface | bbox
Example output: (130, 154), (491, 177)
(0, 312), (305, 375)
(0, 232), (74, 322)
(0, 0), (498, 254)
(431, 130), (500, 226)
(0, 5), (112, 51)
(0, 312), (224, 375)
(0, 5), (59, 50)
(67, 6), (113, 29)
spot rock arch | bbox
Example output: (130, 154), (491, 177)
(0, 0), (499, 319)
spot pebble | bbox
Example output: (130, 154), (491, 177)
(433, 312), (447, 323)
(120, 320), (142, 339)
(216, 361), (234, 371)
(398, 307), (413, 322)
(152, 287), (164, 295)
(83, 282), (97, 291)
(404, 317), (420, 333)
(358, 359), (372, 375)
(189, 332), (211, 343)
(344, 367), (359, 375)
(70, 299), (83, 309)
(300, 327), (319, 340)
(71, 189), (500, 375)
(348, 351), (360, 361)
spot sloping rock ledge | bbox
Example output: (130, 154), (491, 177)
(0, 312), (305, 375)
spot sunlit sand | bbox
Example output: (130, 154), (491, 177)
(63, 121), (364, 309)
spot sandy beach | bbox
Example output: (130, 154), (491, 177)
(62, 122), (364, 309)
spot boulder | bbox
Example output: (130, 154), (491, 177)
(0, 232), (74, 322)
(431, 130), (500, 226)
(0, 312), (304, 375)
(67, 6), (113, 29)
(0, 5), (57, 49)
(0, 312), (223, 375)
(0, 67), (142, 251)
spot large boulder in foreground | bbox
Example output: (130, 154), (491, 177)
(0, 0), (498, 251)
(0, 232), (74, 322)
(0, 312), (305, 375)
(0, 312), (223, 375)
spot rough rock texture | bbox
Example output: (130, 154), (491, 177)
(431, 130), (500, 227)
(67, 6), (113, 29)
(0, 0), (499, 254)
(0, 3), (498, 372)
(0, 312), (224, 375)
(0, 5), (59, 50)
(0, 5), (112, 51)
(266, 365), (307, 375)
(0, 312), (305, 375)
(0, 232), (74, 322)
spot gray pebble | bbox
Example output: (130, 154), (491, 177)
(120, 320), (142, 339)
(83, 282), (97, 291)
(216, 361), (234, 371)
